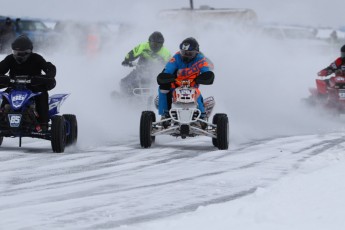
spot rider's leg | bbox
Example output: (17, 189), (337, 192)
(197, 94), (207, 119)
(158, 87), (169, 116)
(35, 91), (49, 128)
(158, 83), (174, 116)
(197, 94), (205, 113)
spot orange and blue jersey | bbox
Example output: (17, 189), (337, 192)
(158, 52), (213, 115)
(164, 52), (212, 87)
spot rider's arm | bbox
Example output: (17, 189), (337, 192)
(37, 55), (56, 78)
(157, 54), (179, 85)
(318, 58), (343, 76)
(30, 55), (56, 91)
(41, 62), (56, 78)
(194, 54), (214, 85)
(124, 42), (146, 62)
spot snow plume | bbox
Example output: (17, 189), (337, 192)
(47, 10), (345, 148)
(151, 16), (345, 144)
(204, 28), (343, 144)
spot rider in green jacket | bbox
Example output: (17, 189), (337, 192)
(120, 31), (171, 95)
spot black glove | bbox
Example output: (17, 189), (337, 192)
(0, 75), (10, 88)
(30, 75), (56, 91)
(157, 73), (176, 85)
(122, 59), (131, 66)
(195, 71), (214, 85)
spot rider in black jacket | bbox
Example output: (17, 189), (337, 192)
(0, 35), (56, 129)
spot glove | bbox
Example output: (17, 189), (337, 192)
(0, 75), (10, 88)
(195, 71), (215, 85)
(157, 73), (176, 85)
(317, 69), (330, 77)
(121, 59), (131, 66)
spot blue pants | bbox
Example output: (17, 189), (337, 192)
(158, 88), (205, 115)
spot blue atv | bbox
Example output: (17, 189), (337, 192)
(0, 75), (77, 153)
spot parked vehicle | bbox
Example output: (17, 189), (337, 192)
(0, 16), (57, 53)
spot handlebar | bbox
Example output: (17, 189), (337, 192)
(175, 79), (193, 87)
(10, 75), (31, 84)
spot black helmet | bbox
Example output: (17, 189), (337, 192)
(149, 31), (164, 53)
(341, 44), (345, 58)
(179, 37), (199, 63)
(11, 35), (33, 64)
(5, 17), (11, 25)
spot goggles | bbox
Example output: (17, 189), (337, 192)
(149, 41), (163, 51)
(180, 49), (198, 58)
(12, 49), (32, 57)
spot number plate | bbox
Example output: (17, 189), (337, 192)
(8, 114), (22, 127)
(180, 89), (192, 95)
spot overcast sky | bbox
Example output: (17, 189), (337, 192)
(0, 0), (344, 27)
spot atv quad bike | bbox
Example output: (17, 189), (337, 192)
(140, 80), (229, 150)
(0, 75), (78, 153)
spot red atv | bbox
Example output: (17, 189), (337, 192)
(308, 72), (345, 113)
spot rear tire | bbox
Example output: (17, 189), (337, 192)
(216, 115), (229, 150)
(63, 114), (78, 146)
(212, 113), (227, 147)
(0, 136), (3, 146)
(140, 111), (155, 148)
(51, 115), (66, 153)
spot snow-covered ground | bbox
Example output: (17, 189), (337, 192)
(2, 132), (345, 230)
(117, 140), (345, 230)
(1, 0), (345, 229)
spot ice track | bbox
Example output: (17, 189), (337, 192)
(0, 133), (344, 229)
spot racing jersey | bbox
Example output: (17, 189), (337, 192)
(163, 52), (213, 87)
(125, 42), (171, 65)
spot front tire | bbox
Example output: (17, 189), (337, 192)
(51, 115), (66, 153)
(140, 111), (155, 148)
(212, 113), (226, 147)
(217, 115), (229, 150)
(0, 136), (3, 146)
(63, 114), (78, 146)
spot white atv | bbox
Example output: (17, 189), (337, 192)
(140, 80), (229, 150)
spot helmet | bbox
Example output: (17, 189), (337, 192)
(179, 37), (199, 63)
(11, 35), (33, 64)
(341, 44), (345, 58)
(149, 31), (164, 53)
